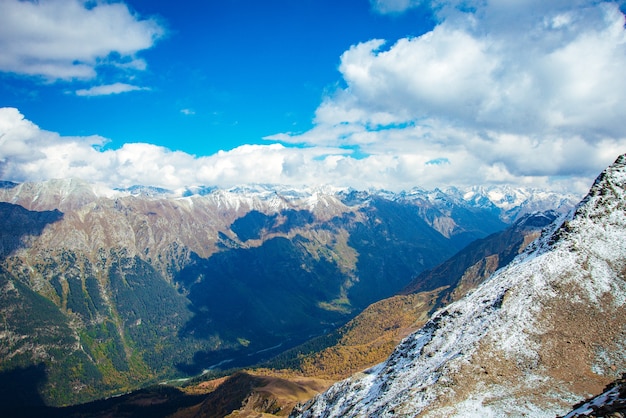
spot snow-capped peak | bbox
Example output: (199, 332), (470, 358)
(0, 176), (578, 226)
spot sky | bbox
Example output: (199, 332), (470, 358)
(1, 0), (626, 194)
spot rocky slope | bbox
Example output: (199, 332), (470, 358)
(402, 210), (557, 299)
(291, 155), (626, 417)
(172, 372), (330, 418)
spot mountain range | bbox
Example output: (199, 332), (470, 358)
(0, 178), (577, 408)
(291, 155), (626, 417)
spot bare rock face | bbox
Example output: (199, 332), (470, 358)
(292, 155), (626, 417)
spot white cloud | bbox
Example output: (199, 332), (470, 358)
(75, 83), (149, 96)
(0, 0), (164, 81)
(0, 107), (607, 195)
(0, 107), (109, 180)
(326, 3), (626, 136)
(0, 108), (353, 190)
(271, 0), (626, 193)
(370, 0), (422, 15)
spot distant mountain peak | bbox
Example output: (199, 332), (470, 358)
(114, 184), (174, 197)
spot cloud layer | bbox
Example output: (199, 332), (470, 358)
(1, 1), (625, 194)
(0, 107), (352, 190)
(0, 106), (611, 194)
(0, 0), (164, 82)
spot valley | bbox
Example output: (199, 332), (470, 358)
(0, 180), (577, 414)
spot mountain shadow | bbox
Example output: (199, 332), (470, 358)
(0, 363), (48, 417)
(342, 198), (462, 308)
(0, 384), (208, 418)
(175, 234), (350, 374)
(258, 212), (554, 380)
(230, 209), (315, 241)
(0, 202), (63, 258)
(401, 211), (558, 298)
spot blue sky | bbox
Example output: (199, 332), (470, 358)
(1, 0), (433, 155)
(1, 0), (626, 193)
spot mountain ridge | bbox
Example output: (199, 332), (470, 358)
(291, 154), (626, 417)
(255, 211), (555, 383)
(0, 178), (578, 221)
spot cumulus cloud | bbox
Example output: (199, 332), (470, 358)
(75, 83), (149, 96)
(271, 0), (626, 193)
(0, 107), (605, 194)
(0, 107), (108, 179)
(0, 107), (358, 190)
(0, 0), (164, 80)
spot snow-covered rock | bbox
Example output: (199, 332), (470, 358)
(291, 154), (626, 417)
(561, 374), (626, 417)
